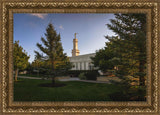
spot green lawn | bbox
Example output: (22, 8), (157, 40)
(14, 78), (146, 101)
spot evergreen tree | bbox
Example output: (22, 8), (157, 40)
(34, 23), (71, 85)
(92, 14), (146, 85)
(91, 36), (120, 72)
(13, 40), (30, 81)
(107, 13), (146, 86)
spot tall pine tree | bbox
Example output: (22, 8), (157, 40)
(106, 14), (146, 86)
(92, 14), (146, 86)
(34, 23), (71, 85)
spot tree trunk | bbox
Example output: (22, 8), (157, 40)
(139, 56), (145, 86)
(139, 19), (146, 86)
(51, 59), (55, 85)
(139, 74), (145, 86)
(52, 77), (55, 85)
(15, 68), (19, 81)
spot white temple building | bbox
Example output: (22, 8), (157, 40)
(69, 33), (97, 70)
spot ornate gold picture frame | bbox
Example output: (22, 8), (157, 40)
(0, 0), (159, 114)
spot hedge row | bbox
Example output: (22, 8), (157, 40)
(68, 70), (99, 77)
(26, 69), (100, 80)
(68, 70), (99, 80)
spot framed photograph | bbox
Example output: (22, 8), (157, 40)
(0, 0), (159, 114)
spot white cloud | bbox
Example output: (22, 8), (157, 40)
(59, 25), (64, 30)
(30, 13), (48, 19)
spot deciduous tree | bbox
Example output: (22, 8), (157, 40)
(13, 41), (30, 81)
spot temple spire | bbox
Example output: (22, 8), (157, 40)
(72, 33), (80, 57)
(74, 33), (78, 38)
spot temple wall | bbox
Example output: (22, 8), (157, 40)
(69, 53), (97, 70)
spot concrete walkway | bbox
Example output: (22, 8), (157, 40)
(59, 77), (80, 81)
(18, 76), (42, 79)
(78, 80), (110, 84)
(59, 78), (110, 83)
(18, 76), (111, 84)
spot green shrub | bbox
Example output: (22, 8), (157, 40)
(78, 73), (86, 80)
(109, 85), (146, 101)
(68, 70), (98, 77)
(85, 71), (99, 80)
(109, 91), (130, 101)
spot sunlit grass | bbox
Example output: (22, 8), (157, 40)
(14, 78), (146, 101)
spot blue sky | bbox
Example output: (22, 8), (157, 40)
(14, 13), (116, 63)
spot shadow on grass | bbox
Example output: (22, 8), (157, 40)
(38, 83), (66, 87)
(14, 80), (25, 83)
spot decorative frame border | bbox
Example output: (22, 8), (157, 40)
(0, 0), (159, 114)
